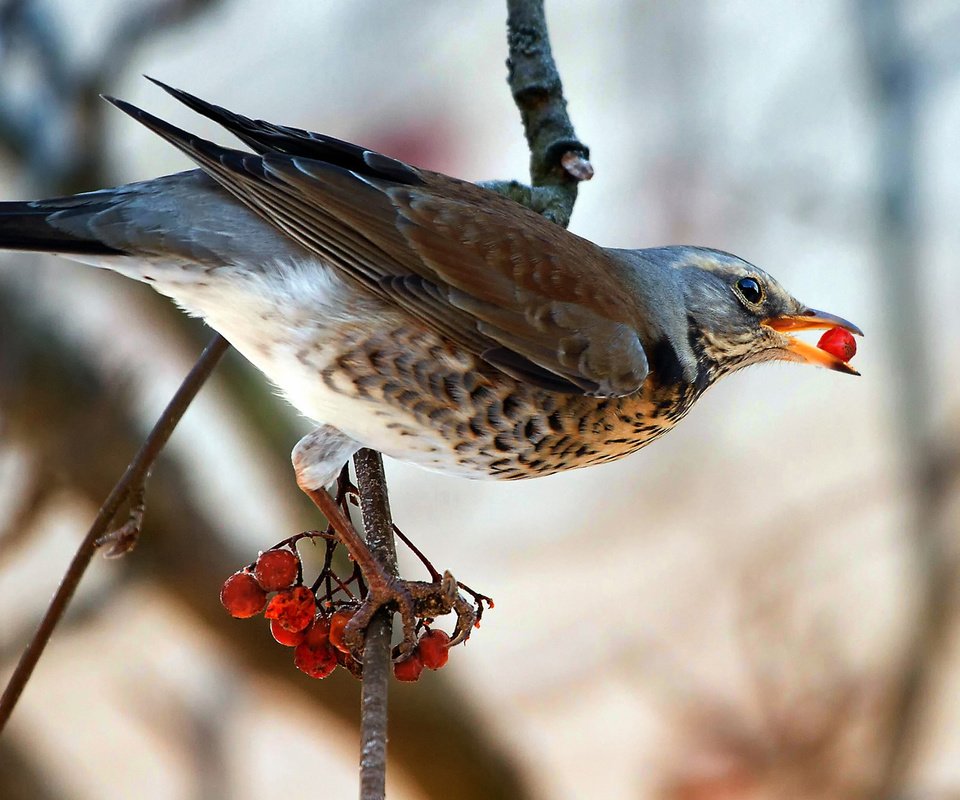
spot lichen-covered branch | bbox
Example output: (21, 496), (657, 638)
(480, 0), (593, 228)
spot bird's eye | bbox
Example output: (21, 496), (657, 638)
(736, 276), (764, 304)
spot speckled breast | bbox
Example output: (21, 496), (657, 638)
(315, 322), (708, 480)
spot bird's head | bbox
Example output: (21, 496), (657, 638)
(664, 247), (862, 380)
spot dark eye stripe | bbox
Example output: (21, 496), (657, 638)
(736, 277), (763, 304)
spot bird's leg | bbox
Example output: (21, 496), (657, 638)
(293, 426), (490, 657)
(290, 427), (442, 655)
(296, 480), (418, 654)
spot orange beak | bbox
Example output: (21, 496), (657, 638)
(762, 309), (863, 376)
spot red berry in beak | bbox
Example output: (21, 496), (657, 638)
(817, 327), (857, 362)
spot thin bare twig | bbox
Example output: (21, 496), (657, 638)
(352, 449), (399, 800)
(346, 2), (592, 795)
(0, 333), (229, 732)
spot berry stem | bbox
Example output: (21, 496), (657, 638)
(391, 523), (442, 581)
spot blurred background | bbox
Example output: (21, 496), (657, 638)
(0, 1), (958, 798)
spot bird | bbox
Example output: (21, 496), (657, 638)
(0, 80), (863, 649)
(0, 80), (861, 493)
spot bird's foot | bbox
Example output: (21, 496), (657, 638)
(388, 522), (494, 645)
(296, 474), (492, 663)
(341, 569), (476, 659)
(218, 465), (492, 680)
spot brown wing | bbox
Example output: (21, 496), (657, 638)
(105, 95), (649, 396)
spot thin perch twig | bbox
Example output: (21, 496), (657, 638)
(0, 332), (229, 732)
(353, 449), (399, 800)
(347, 2), (593, 795)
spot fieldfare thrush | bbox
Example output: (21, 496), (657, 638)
(0, 82), (861, 647)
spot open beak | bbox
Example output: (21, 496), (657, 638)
(762, 309), (863, 376)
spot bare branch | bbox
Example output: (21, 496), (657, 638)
(0, 333), (229, 732)
(353, 449), (399, 800)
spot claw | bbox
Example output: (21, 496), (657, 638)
(448, 593), (478, 647)
(342, 574), (419, 659)
(407, 571), (478, 649)
(341, 571), (478, 658)
(295, 478), (490, 666)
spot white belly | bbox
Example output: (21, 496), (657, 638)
(153, 256), (479, 474)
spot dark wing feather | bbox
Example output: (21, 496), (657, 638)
(105, 93), (649, 396)
(144, 77), (422, 185)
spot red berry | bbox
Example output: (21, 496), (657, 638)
(294, 639), (337, 679)
(303, 615), (331, 647)
(336, 647), (363, 680)
(254, 548), (300, 591)
(418, 629), (451, 670)
(393, 652), (425, 682)
(328, 609), (356, 654)
(220, 571), (267, 618)
(270, 617), (308, 647)
(817, 327), (857, 362)
(264, 586), (316, 632)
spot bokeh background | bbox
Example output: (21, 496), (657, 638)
(1, 1), (958, 798)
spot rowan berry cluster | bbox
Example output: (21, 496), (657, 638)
(220, 536), (458, 682)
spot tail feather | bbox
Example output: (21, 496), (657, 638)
(0, 199), (125, 256)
